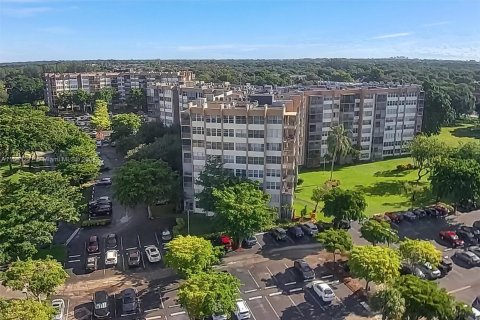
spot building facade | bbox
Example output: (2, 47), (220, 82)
(180, 96), (304, 216)
(303, 84), (424, 166)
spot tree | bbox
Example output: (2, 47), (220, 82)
(127, 88), (146, 111)
(449, 84), (475, 118)
(316, 229), (352, 262)
(91, 99), (111, 132)
(128, 134), (182, 171)
(399, 238), (441, 268)
(0, 299), (55, 320)
(1, 257), (68, 300)
(6, 75), (43, 105)
(323, 188), (367, 223)
(111, 113), (141, 141)
(348, 245), (401, 291)
(113, 159), (178, 207)
(56, 92), (74, 110)
(370, 287), (405, 320)
(327, 125), (353, 180)
(360, 219), (399, 246)
(429, 158), (480, 212)
(212, 181), (274, 245)
(164, 235), (220, 278)
(409, 134), (449, 183)
(178, 271), (240, 320)
(422, 80), (454, 135)
(396, 275), (456, 320)
(310, 182), (332, 212)
(137, 120), (169, 144)
(73, 89), (91, 112)
(196, 157), (242, 213)
(0, 81), (8, 104)
(93, 87), (115, 105)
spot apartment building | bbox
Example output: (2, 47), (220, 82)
(303, 83), (424, 167)
(44, 71), (194, 111)
(180, 95), (304, 217)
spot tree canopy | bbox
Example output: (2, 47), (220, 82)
(360, 219), (399, 245)
(113, 159), (178, 207)
(91, 99), (111, 131)
(111, 113), (141, 141)
(422, 80), (454, 135)
(370, 287), (405, 320)
(323, 188), (367, 223)
(0, 299), (55, 320)
(409, 134), (450, 183)
(178, 271), (240, 320)
(164, 235), (220, 278)
(327, 125), (353, 180)
(212, 181), (274, 245)
(315, 229), (353, 262)
(399, 238), (441, 267)
(127, 134), (182, 172)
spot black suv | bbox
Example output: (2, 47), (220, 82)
(293, 259), (315, 281)
(288, 226), (304, 238)
(121, 288), (138, 315)
(457, 228), (478, 246)
(271, 228), (287, 241)
(93, 291), (110, 319)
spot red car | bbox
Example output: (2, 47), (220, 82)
(439, 231), (464, 248)
(87, 235), (99, 253)
(219, 235), (233, 251)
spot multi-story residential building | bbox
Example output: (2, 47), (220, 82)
(44, 71), (194, 112)
(180, 95), (304, 217)
(303, 83), (424, 166)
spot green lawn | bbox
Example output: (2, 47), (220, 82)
(438, 122), (480, 147)
(295, 157), (430, 219)
(34, 244), (67, 263)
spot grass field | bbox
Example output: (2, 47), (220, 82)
(439, 122), (480, 146)
(34, 244), (67, 263)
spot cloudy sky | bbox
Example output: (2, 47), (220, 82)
(0, 0), (479, 62)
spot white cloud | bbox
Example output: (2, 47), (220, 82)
(1, 6), (52, 17)
(421, 21), (450, 27)
(370, 32), (412, 40)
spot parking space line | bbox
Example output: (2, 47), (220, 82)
(248, 296), (262, 301)
(65, 299), (69, 320)
(283, 263), (290, 269)
(120, 236), (125, 271)
(67, 259), (80, 263)
(144, 308), (160, 312)
(125, 247), (137, 250)
(287, 296), (304, 317)
(244, 289), (258, 293)
(448, 285), (471, 294)
(269, 292), (282, 296)
(113, 293), (117, 318)
(69, 254), (81, 258)
(160, 295), (165, 309)
(248, 269), (260, 288)
(289, 287), (303, 293)
(155, 232), (160, 245)
(265, 296), (280, 319)
(170, 311), (186, 316)
(321, 275), (334, 280)
(169, 304), (181, 308)
(285, 281), (296, 286)
(265, 285), (276, 290)
(146, 316), (164, 320)
(304, 287), (325, 311)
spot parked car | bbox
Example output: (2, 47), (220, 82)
(432, 205), (449, 217)
(218, 234), (233, 251)
(416, 262), (441, 280)
(333, 219), (351, 230)
(473, 296), (480, 312)
(126, 248), (141, 268)
(90, 204), (112, 217)
(234, 299), (251, 320)
(87, 235), (99, 253)
(454, 251), (480, 267)
(460, 226), (480, 240)
(438, 257), (453, 277)
(288, 226), (304, 238)
(372, 213), (391, 223)
(105, 233), (117, 249)
(85, 255), (98, 272)
(105, 250), (118, 266)
(412, 209), (427, 219)
(301, 222), (319, 236)
(242, 235), (258, 248)
(424, 207), (439, 217)
(457, 228), (479, 245)
(439, 230), (465, 248)
(145, 245), (161, 263)
(52, 299), (65, 320)
(93, 290), (110, 319)
(467, 246), (480, 258)
(89, 196), (112, 208)
(385, 212), (403, 223)
(473, 220), (480, 231)
(311, 280), (335, 302)
(96, 140), (102, 147)
(316, 222), (333, 232)
(121, 288), (138, 315)
(96, 177), (112, 186)
(161, 229), (172, 242)
(211, 314), (228, 320)
(271, 227), (287, 241)
(403, 211), (417, 222)
(293, 259), (315, 281)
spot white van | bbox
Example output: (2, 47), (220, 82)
(234, 299), (251, 319)
(469, 307), (480, 320)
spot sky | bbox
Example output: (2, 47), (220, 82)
(0, 0), (479, 62)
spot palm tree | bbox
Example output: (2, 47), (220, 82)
(326, 125), (352, 181)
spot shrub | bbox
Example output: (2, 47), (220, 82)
(81, 219), (111, 227)
(406, 163), (415, 170)
(396, 164), (408, 171)
(297, 178), (304, 186)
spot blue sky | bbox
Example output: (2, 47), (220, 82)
(0, 0), (479, 62)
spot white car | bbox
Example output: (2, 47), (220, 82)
(96, 177), (112, 185)
(234, 299), (251, 319)
(51, 299), (65, 320)
(311, 280), (335, 302)
(96, 140), (102, 147)
(212, 315), (227, 320)
(105, 250), (118, 266)
(145, 245), (161, 263)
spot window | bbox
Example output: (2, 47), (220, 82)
(192, 140), (204, 147)
(248, 169), (264, 178)
(236, 143), (247, 151)
(183, 153), (192, 163)
(206, 141), (222, 150)
(223, 115), (234, 123)
(363, 110), (372, 117)
(235, 169), (247, 177)
(236, 116), (246, 124)
(267, 116), (282, 124)
(266, 169), (281, 177)
(236, 156), (246, 164)
(248, 116), (265, 124)
(223, 155), (234, 163)
(266, 156), (281, 164)
(191, 113), (203, 121)
(223, 129), (234, 137)
(267, 129), (281, 138)
(265, 181), (281, 190)
(236, 129), (247, 138)
(248, 130), (264, 138)
(270, 194), (280, 203)
(248, 143), (264, 152)
(362, 120), (371, 125)
(224, 142), (234, 150)
(193, 152), (205, 160)
(205, 115), (221, 123)
(248, 157), (264, 165)
(266, 143), (282, 151)
(206, 128), (222, 136)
